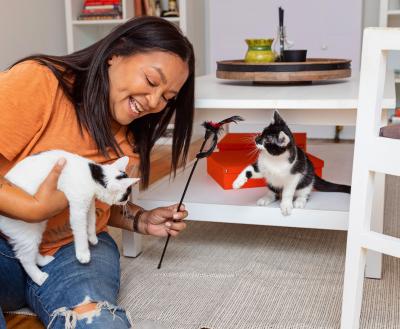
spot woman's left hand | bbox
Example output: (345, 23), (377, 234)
(139, 204), (188, 237)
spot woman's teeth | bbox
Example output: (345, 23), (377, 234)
(129, 97), (143, 114)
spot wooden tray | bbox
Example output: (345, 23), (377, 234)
(216, 58), (351, 83)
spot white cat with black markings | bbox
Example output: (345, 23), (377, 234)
(0, 150), (139, 286)
(233, 111), (351, 216)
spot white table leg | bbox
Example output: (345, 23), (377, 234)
(365, 172), (384, 279)
(122, 184), (143, 257)
(122, 230), (142, 257)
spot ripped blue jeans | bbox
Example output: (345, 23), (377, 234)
(0, 232), (132, 329)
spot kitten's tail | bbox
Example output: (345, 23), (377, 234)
(314, 175), (351, 194)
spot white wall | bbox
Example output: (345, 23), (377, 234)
(0, 0), (66, 70)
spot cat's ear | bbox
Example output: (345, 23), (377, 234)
(277, 131), (290, 147)
(273, 110), (285, 124)
(125, 177), (140, 187)
(113, 156), (130, 171)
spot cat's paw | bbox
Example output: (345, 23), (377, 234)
(36, 255), (55, 267)
(33, 271), (49, 286)
(280, 201), (293, 216)
(294, 197), (307, 209)
(257, 196), (275, 206)
(76, 249), (91, 264)
(88, 235), (98, 245)
(233, 176), (247, 189)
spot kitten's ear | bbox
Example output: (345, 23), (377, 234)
(273, 110), (285, 124)
(113, 156), (130, 171)
(277, 131), (290, 147)
(126, 177), (140, 187)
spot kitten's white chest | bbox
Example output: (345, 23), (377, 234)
(258, 152), (292, 187)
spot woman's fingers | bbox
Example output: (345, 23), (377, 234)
(44, 158), (66, 189)
(165, 220), (187, 232)
(167, 203), (186, 212)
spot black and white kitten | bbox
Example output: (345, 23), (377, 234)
(0, 150), (139, 286)
(233, 111), (351, 216)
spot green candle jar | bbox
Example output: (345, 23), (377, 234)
(244, 39), (276, 63)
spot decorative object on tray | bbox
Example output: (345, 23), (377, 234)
(78, 0), (122, 20)
(244, 39), (276, 63)
(157, 116), (244, 269)
(216, 58), (351, 83)
(274, 6), (294, 61)
(282, 49), (307, 62)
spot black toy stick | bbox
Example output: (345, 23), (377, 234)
(157, 116), (244, 269)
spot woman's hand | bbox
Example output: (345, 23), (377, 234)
(139, 204), (188, 237)
(31, 158), (69, 221)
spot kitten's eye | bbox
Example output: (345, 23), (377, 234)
(116, 172), (128, 180)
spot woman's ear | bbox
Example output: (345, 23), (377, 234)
(108, 55), (120, 66)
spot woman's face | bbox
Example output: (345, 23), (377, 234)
(108, 51), (189, 126)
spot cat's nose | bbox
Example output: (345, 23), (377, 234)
(255, 136), (262, 144)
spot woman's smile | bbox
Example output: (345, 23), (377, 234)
(128, 96), (145, 118)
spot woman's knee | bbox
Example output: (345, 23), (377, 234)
(47, 301), (132, 329)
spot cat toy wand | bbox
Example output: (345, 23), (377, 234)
(157, 115), (244, 269)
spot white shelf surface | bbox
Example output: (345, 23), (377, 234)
(137, 143), (353, 231)
(72, 17), (179, 25)
(194, 73), (396, 110)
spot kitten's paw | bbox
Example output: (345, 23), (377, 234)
(257, 196), (275, 206)
(280, 201), (293, 216)
(33, 271), (49, 286)
(76, 250), (91, 264)
(36, 255), (55, 267)
(294, 197), (307, 209)
(233, 176), (247, 189)
(88, 235), (98, 245)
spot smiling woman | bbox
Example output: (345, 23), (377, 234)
(108, 51), (189, 125)
(0, 16), (194, 329)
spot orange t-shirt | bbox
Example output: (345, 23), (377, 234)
(0, 61), (139, 256)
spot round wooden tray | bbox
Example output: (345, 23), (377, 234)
(216, 58), (351, 83)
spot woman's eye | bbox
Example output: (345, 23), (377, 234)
(146, 76), (156, 87)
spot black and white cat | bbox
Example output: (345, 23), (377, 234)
(0, 150), (139, 286)
(233, 111), (351, 216)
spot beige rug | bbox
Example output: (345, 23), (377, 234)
(118, 175), (400, 329)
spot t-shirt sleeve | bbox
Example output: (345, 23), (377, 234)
(0, 61), (58, 161)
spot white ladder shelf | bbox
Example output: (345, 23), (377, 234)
(341, 27), (400, 329)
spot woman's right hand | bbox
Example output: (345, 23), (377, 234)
(31, 158), (69, 221)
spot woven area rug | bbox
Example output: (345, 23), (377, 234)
(118, 174), (400, 329)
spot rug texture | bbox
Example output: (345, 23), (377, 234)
(118, 174), (400, 329)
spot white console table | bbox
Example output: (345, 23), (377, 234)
(124, 73), (396, 278)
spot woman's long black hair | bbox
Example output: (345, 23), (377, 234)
(11, 16), (195, 188)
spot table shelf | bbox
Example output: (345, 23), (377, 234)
(137, 144), (352, 231)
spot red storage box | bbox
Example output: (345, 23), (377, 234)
(217, 132), (307, 152)
(207, 150), (265, 189)
(308, 153), (324, 178)
(207, 150), (324, 190)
